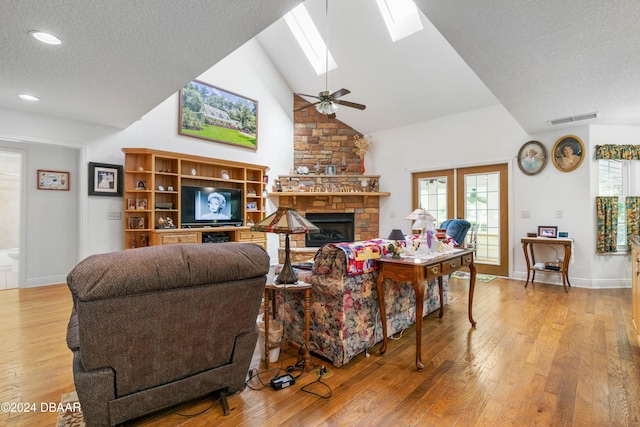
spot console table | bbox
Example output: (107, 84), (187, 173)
(375, 249), (476, 371)
(521, 237), (573, 293)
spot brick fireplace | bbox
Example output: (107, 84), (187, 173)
(275, 96), (387, 263)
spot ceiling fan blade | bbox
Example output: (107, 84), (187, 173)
(330, 88), (350, 99)
(294, 102), (320, 112)
(334, 99), (367, 110)
(294, 93), (321, 100)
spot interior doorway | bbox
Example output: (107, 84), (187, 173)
(412, 163), (509, 276)
(0, 150), (21, 289)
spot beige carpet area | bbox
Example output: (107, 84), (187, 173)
(56, 391), (84, 427)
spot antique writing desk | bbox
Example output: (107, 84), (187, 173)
(375, 249), (476, 371)
(521, 237), (573, 293)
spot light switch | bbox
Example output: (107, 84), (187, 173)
(521, 210), (530, 218)
(556, 210), (564, 218)
(107, 212), (121, 220)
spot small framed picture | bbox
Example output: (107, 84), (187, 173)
(537, 226), (558, 238)
(157, 185), (164, 191)
(247, 188), (257, 196)
(127, 199), (136, 210)
(136, 180), (147, 190)
(275, 179), (282, 192)
(325, 165), (336, 175)
(136, 198), (147, 210)
(517, 140), (547, 176)
(88, 162), (122, 197)
(128, 217), (144, 229)
(246, 202), (257, 210)
(167, 185), (174, 192)
(38, 170), (70, 191)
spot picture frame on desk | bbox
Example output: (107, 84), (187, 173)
(538, 226), (558, 238)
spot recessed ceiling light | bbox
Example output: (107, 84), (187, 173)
(18, 94), (40, 101)
(29, 30), (62, 45)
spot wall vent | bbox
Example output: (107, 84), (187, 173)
(548, 112), (599, 126)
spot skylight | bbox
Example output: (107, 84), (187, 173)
(376, 0), (423, 42)
(284, 3), (337, 75)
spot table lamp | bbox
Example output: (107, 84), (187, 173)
(251, 207), (319, 284)
(387, 229), (406, 258)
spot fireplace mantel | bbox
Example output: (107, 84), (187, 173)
(273, 174), (390, 263)
(271, 191), (390, 204)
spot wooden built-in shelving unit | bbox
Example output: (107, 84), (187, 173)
(122, 148), (268, 249)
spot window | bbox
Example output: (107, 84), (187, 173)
(375, 0), (423, 42)
(284, 3), (337, 75)
(598, 159), (638, 249)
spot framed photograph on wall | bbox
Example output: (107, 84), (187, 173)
(37, 170), (70, 191)
(552, 135), (584, 172)
(89, 162), (123, 197)
(537, 226), (558, 238)
(517, 140), (547, 176)
(178, 80), (258, 150)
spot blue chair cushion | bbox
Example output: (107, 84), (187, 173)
(439, 219), (471, 247)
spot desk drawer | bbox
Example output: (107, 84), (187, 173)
(441, 257), (462, 275)
(159, 233), (199, 245)
(425, 264), (442, 279)
(461, 254), (473, 266)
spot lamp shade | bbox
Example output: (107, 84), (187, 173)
(250, 207), (319, 234)
(405, 208), (436, 222)
(405, 208), (425, 220)
(250, 207), (318, 284)
(387, 229), (406, 241)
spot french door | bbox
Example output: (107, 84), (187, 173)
(412, 163), (509, 276)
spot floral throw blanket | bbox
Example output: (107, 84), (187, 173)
(330, 239), (391, 276)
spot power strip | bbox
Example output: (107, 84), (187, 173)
(271, 374), (295, 390)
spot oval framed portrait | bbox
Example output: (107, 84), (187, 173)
(552, 135), (584, 172)
(517, 140), (547, 176)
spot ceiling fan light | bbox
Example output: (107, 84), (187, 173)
(316, 100), (338, 115)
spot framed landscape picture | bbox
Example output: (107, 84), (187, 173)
(179, 80), (258, 150)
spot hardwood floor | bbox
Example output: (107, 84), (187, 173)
(1, 278), (639, 426)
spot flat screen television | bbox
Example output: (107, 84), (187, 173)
(180, 185), (243, 227)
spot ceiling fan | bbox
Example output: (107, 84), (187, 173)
(294, 0), (366, 119)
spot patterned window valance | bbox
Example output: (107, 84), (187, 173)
(595, 145), (640, 160)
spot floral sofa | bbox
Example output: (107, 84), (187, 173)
(278, 239), (448, 367)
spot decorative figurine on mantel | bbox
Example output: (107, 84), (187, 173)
(354, 134), (370, 174)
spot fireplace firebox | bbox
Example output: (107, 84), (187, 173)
(305, 213), (355, 247)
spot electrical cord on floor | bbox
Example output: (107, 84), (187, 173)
(300, 365), (332, 399)
(246, 366), (285, 390)
(167, 391), (227, 417)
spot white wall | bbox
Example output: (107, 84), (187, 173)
(0, 139), (79, 287)
(369, 106), (635, 288)
(0, 38), (294, 285)
(1, 38), (636, 287)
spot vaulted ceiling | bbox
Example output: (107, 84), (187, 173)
(2, 0), (640, 136)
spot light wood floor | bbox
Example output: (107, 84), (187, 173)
(1, 278), (639, 426)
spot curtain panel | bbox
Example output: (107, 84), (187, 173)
(596, 196), (618, 253)
(594, 145), (640, 160)
(627, 196), (640, 249)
